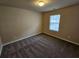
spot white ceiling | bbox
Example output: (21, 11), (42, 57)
(0, 0), (79, 12)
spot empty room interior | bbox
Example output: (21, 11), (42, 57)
(0, 0), (79, 58)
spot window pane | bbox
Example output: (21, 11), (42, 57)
(50, 23), (59, 31)
(50, 16), (54, 22)
(49, 14), (60, 32)
(54, 15), (60, 23)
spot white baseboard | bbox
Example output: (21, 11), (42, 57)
(3, 32), (41, 46)
(44, 33), (79, 46)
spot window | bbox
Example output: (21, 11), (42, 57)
(49, 14), (60, 32)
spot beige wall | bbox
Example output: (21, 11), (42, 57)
(0, 6), (42, 44)
(42, 4), (79, 44)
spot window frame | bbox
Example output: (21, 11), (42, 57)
(49, 14), (61, 32)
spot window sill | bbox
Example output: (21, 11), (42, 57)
(50, 30), (59, 32)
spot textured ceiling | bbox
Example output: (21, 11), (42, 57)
(0, 0), (79, 12)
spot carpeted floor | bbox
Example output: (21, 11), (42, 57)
(0, 33), (79, 58)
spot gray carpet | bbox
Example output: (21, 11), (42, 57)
(1, 33), (79, 58)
